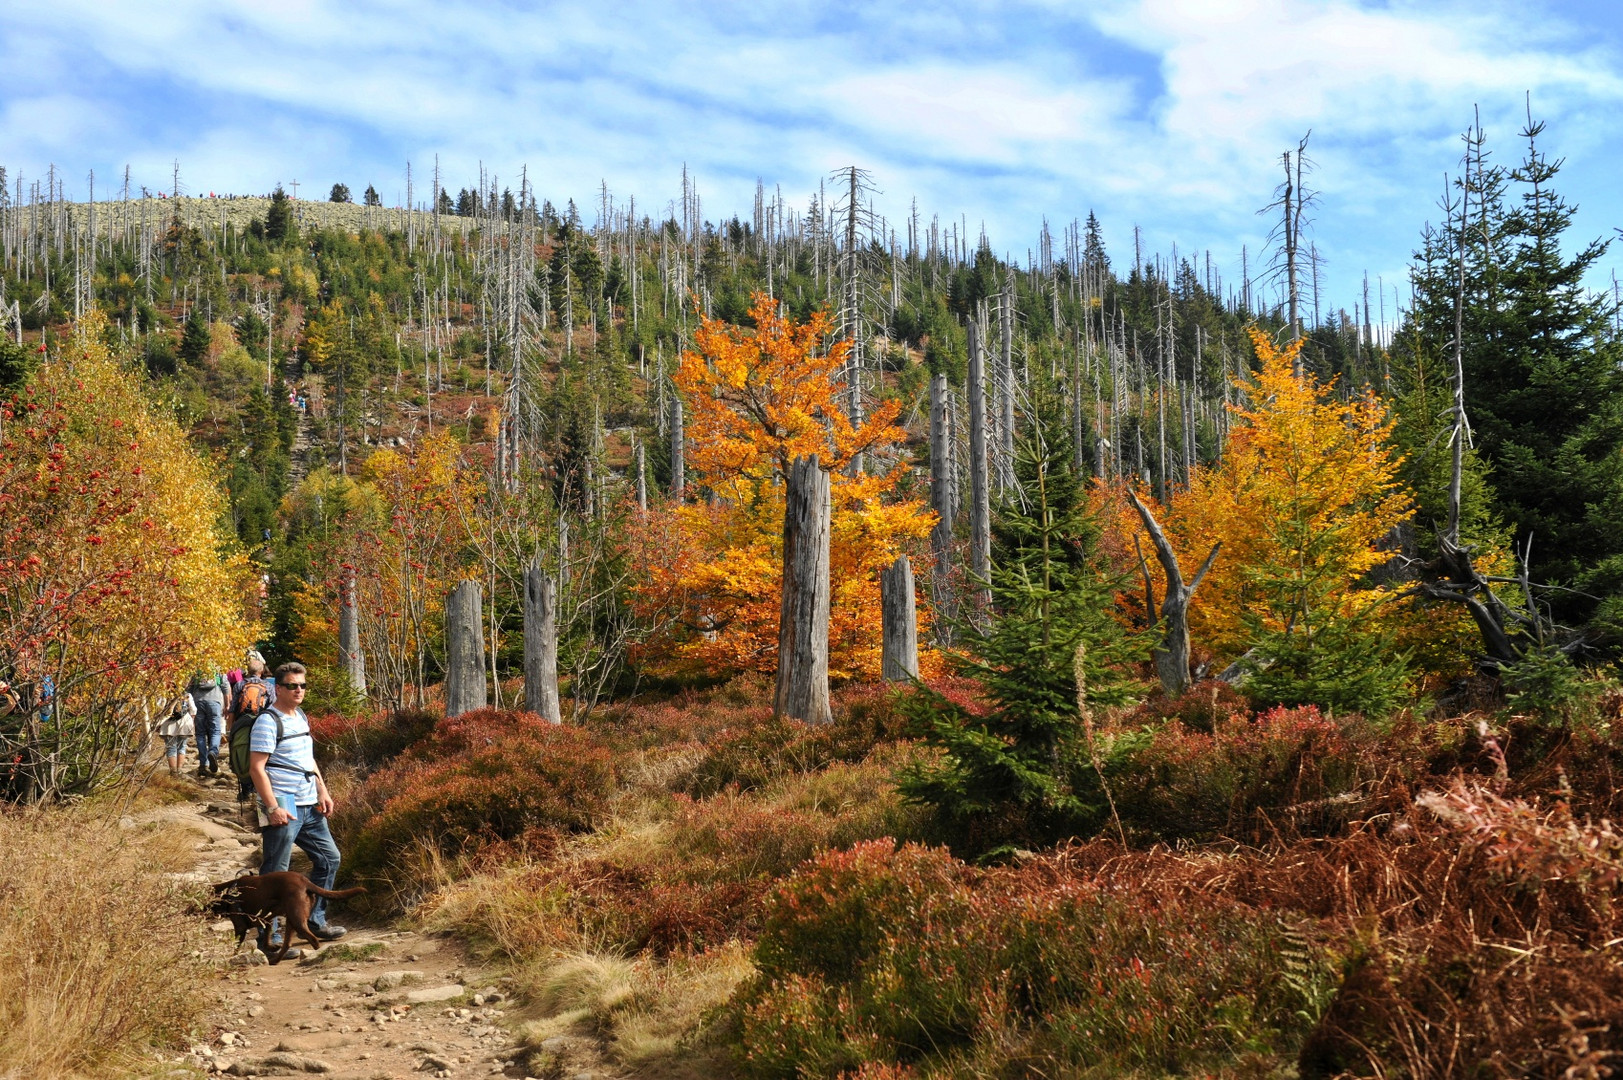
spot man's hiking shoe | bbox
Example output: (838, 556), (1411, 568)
(310, 924), (347, 941)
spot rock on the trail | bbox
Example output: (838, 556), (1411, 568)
(224, 1052), (332, 1074)
(405, 984), (465, 1003)
(228, 949), (268, 967)
(374, 969), (423, 990)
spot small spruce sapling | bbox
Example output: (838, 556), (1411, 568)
(901, 388), (1144, 853)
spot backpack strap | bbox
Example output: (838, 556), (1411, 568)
(254, 709), (317, 780)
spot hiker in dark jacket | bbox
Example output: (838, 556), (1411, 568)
(190, 670), (228, 776)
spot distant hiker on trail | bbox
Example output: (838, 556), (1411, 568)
(156, 692), (197, 777)
(189, 669), (228, 777)
(248, 661), (347, 951)
(233, 650), (274, 724)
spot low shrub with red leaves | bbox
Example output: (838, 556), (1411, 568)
(308, 707), (439, 772)
(728, 839), (1333, 1078)
(1113, 703), (1365, 842)
(333, 709), (618, 903)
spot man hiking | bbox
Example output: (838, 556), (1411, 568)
(248, 661), (347, 952)
(189, 669), (229, 777)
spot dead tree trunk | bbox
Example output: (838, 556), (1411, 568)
(998, 286), (1016, 491)
(880, 554), (919, 681)
(1413, 123), (1535, 667)
(1127, 490), (1220, 697)
(929, 371), (955, 637)
(338, 573), (365, 698)
(774, 454), (832, 725)
(523, 561), (562, 723)
(669, 391), (686, 501)
(967, 319), (992, 613)
(635, 440), (648, 513)
(444, 579), (487, 717)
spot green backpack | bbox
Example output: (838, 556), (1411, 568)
(227, 709), (313, 798)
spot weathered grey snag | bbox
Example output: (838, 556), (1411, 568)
(338, 574), (365, 697)
(929, 372), (956, 636)
(966, 320), (992, 611)
(670, 392), (685, 501)
(635, 441), (648, 513)
(523, 562), (561, 724)
(1126, 490), (1220, 697)
(774, 454), (832, 725)
(444, 579), (487, 717)
(880, 554), (919, 682)
(998, 286), (1016, 491)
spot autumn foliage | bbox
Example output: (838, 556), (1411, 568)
(630, 294), (932, 680)
(0, 309), (259, 798)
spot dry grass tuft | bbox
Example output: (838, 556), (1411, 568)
(511, 945), (751, 1078)
(0, 809), (213, 1079)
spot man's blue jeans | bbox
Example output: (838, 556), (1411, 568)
(194, 697), (223, 769)
(259, 803), (342, 939)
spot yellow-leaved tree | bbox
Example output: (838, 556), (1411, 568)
(631, 293), (933, 680)
(1120, 328), (1422, 714)
(0, 308), (260, 799)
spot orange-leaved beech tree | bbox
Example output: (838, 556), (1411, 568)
(0, 309), (260, 800)
(630, 293), (933, 680)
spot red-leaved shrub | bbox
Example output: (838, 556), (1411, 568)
(1114, 704), (1364, 841)
(333, 709), (617, 902)
(731, 839), (1332, 1078)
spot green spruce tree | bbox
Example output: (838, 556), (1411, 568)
(264, 185), (295, 243)
(178, 307), (211, 366)
(900, 386), (1143, 854)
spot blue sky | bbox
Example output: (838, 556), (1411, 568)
(4, 0), (1622, 322)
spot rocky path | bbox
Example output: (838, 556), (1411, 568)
(132, 774), (614, 1080)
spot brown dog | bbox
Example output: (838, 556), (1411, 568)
(209, 871), (366, 964)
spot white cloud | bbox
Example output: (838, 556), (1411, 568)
(0, 0), (1620, 306)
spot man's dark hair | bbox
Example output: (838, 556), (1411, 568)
(274, 662), (307, 685)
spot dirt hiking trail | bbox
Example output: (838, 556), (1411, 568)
(130, 773), (619, 1080)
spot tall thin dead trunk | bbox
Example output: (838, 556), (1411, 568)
(967, 320), (992, 612)
(523, 562), (561, 723)
(929, 371), (956, 638)
(670, 392), (685, 501)
(774, 455), (832, 725)
(880, 554), (919, 681)
(338, 573), (366, 698)
(444, 579), (487, 717)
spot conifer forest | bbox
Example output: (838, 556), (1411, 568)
(6, 107), (1623, 1078)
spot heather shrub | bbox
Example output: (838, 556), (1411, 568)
(1124, 678), (1251, 734)
(334, 708), (617, 904)
(309, 706), (439, 772)
(1113, 704), (1364, 842)
(423, 751), (928, 958)
(731, 839), (1334, 1078)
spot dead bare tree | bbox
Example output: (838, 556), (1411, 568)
(1412, 117), (1542, 668)
(775, 454), (832, 724)
(1126, 490), (1220, 696)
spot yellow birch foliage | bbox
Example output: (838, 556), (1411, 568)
(1168, 328), (1411, 660)
(0, 307), (259, 733)
(346, 432), (477, 706)
(631, 294), (933, 680)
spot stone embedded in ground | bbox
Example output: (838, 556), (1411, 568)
(405, 984), (466, 1004)
(228, 948), (268, 967)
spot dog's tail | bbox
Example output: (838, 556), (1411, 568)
(307, 884), (367, 900)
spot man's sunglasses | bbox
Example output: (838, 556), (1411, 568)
(279, 681), (308, 690)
